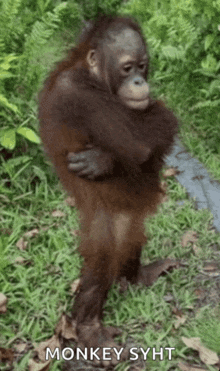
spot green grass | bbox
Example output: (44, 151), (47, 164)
(1, 168), (220, 370)
(1, 3), (220, 370)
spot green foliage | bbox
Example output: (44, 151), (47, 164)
(0, 54), (18, 78)
(0, 0), (22, 53)
(0, 155), (31, 178)
(0, 0), (82, 154)
(0, 53), (40, 150)
(192, 0), (220, 20)
(192, 99), (220, 110)
(75, 0), (124, 19)
(36, 0), (54, 16)
(0, 0), (219, 173)
(1, 0), (22, 21)
(19, 2), (70, 91)
(161, 45), (185, 60)
(0, 54), (19, 114)
(121, 0), (219, 69)
(0, 95), (19, 115)
(120, 0), (220, 171)
(0, 236), (9, 274)
(16, 127), (41, 144)
(0, 3), (220, 369)
(0, 127), (40, 150)
(0, 0), (82, 98)
(0, 129), (16, 150)
(121, 0), (220, 112)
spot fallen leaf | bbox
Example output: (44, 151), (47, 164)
(24, 229), (39, 238)
(139, 258), (180, 286)
(160, 181), (168, 203)
(182, 337), (219, 365)
(14, 342), (27, 353)
(70, 279), (81, 294)
(0, 347), (14, 362)
(178, 361), (207, 370)
(29, 358), (50, 371)
(163, 167), (177, 178)
(203, 262), (219, 272)
(200, 264), (220, 278)
(52, 210), (65, 217)
(41, 226), (50, 232)
(0, 293), (7, 313)
(14, 256), (26, 264)
(65, 197), (76, 207)
(174, 315), (186, 329)
(192, 244), (202, 256)
(35, 335), (60, 362)
(160, 180), (167, 191)
(70, 229), (80, 237)
(172, 307), (183, 316)
(194, 288), (205, 299)
(16, 237), (28, 250)
(181, 231), (197, 248)
(163, 293), (174, 302)
(29, 315), (77, 370)
(55, 314), (77, 340)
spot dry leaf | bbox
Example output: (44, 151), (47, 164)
(160, 180), (167, 192)
(194, 288), (205, 299)
(65, 196), (76, 207)
(55, 314), (77, 340)
(178, 361), (207, 370)
(159, 181), (168, 203)
(201, 271), (220, 278)
(0, 293), (7, 313)
(0, 347), (14, 362)
(29, 333), (59, 370)
(24, 229), (39, 238)
(16, 237), (28, 250)
(163, 167), (177, 178)
(141, 258), (180, 286)
(52, 210), (65, 217)
(70, 279), (81, 294)
(163, 293), (174, 302)
(30, 316), (77, 370)
(182, 337), (219, 365)
(174, 315), (186, 329)
(35, 335), (60, 362)
(203, 262), (218, 272)
(192, 244), (202, 256)
(14, 342), (27, 353)
(200, 262), (220, 277)
(181, 231), (197, 248)
(160, 194), (168, 204)
(29, 358), (50, 371)
(70, 229), (80, 237)
(172, 307), (183, 316)
(41, 226), (50, 232)
(14, 256), (25, 264)
(16, 229), (39, 251)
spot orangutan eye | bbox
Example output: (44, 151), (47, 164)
(123, 65), (132, 73)
(138, 62), (146, 70)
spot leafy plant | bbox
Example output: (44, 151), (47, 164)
(0, 127), (40, 150)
